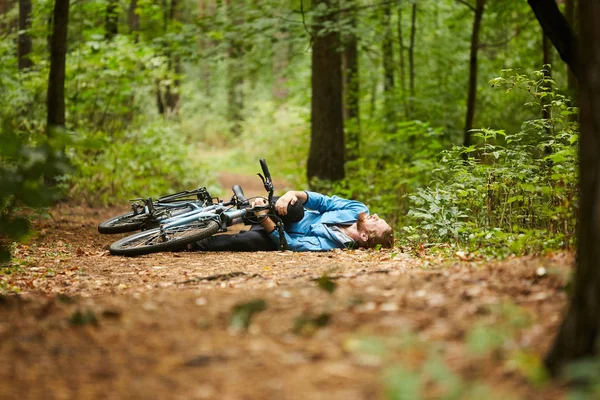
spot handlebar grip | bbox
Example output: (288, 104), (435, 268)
(259, 159), (271, 180)
(232, 185), (249, 205)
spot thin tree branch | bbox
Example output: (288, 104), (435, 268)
(478, 16), (536, 49)
(291, 0), (399, 17)
(299, 0), (312, 38)
(455, 0), (476, 12)
(528, 0), (579, 81)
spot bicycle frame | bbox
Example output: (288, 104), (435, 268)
(158, 204), (230, 232)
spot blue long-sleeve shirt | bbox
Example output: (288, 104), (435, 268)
(267, 191), (369, 251)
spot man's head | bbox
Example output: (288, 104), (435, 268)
(355, 212), (394, 249)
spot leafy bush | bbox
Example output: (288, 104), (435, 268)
(0, 126), (70, 263)
(332, 120), (449, 226)
(404, 69), (578, 256)
(67, 121), (216, 204)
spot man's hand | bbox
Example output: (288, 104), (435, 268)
(252, 197), (269, 217)
(251, 197), (276, 233)
(276, 191), (299, 216)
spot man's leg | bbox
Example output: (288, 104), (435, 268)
(191, 225), (276, 252)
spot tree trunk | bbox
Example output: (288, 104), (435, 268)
(162, 0), (180, 116)
(307, 0), (345, 184)
(105, 0), (118, 40)
(128, 0), (140, 38)
(545, 0), (600, 376)
(463, 0), (485, 149)
(542, 33), (553, 155)
(382, 0), (395, 132)
(408, 3), (417, 117)
(273, 29), (289, 101)
(156, 80), (165, 115)
(18, 0), (33, 70)
(198, 0), (213, 96)
(397, 0), (407, 119)
(225, 0), (244, 135)
(47, 0), (70, 132)
(528, 0), (579, 81)
(542, 33), (552, 122)
(565, 0), (578, 94)
(342, 1), (360, 161)
(1, 0), (16, 34)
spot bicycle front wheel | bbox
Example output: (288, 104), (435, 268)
(109, 220), (220, 256)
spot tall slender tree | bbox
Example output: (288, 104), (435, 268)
(225, 0), (244, 134)
(544, 0), (600, 376)
(542, 33), (552, 123)
(18, 0), (33, 70)
(564, 0), (577, 94)
(164, 0), (181, 114)
(307, 0), (345, 184)
(105, 0), (118, 39)
(0, 0), (16, 33)
(343, 0), (360, 161)
(397, 0), (408, 118)
(197, 0), (214, 96)
(128, 0), (140, 38)
(463, 0), (485, 150)
(382, 0), (395, 132)
(272, 28), (290, 101)
(156, 0), (181, 117)
(408, 2), (417, 117)
(47, 0), (70, 132)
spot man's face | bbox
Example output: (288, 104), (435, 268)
(357, 212), (391, 238)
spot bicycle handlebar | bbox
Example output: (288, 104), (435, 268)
(259, 158), (271, 181)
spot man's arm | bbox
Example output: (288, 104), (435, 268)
(258, 214), (277, 233)
(303, 191), (368, 214)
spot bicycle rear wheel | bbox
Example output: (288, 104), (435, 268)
(98, 203), (194, 234)
(109, 220), (220, 256)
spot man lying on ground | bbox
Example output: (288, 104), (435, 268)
(189, 190), (394, 252)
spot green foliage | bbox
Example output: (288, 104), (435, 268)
(333, 121), (449, 226)
(0, 123), (70, 262)
(0, 0), (579, 262)
(404, 69), (578, 256)
(316, 274), (337, 294)
(292, 312), (331, 336)
(69, 309), (99, 326)
(66, 35), (162, 132)
(378, 341), (500, 400)
(67, 121), (212, 203)
(565, 358), (600, 399)
(229, 298), (267, 331)
(466, 303), (532, 355)
(347, 302), (543, 399)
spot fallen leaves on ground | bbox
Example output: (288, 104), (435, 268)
(0, 203), (573, 399)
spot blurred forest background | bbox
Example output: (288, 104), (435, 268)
(0, 0), (579, 260)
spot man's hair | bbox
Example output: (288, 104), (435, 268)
(354, 213), (395, 249)
(366, 226), (395, 249)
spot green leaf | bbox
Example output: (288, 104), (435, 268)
(316, 275), (337, 294)
(292, 312), (331, 336)
(229, 299), (267, 331)
(69, 309), (99, 326)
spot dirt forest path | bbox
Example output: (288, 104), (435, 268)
(0, 175), (573, 399)
(216, 172), (293, 198)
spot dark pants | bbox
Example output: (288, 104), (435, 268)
(192, 224), (277, 252)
